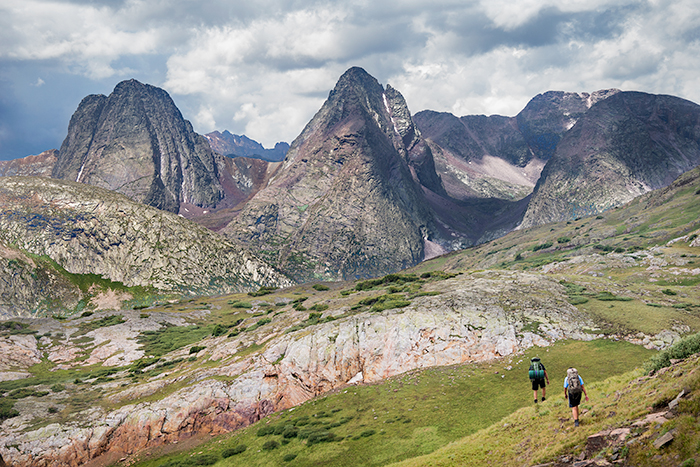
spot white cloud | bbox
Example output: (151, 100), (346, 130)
(2, 0), (700, 155)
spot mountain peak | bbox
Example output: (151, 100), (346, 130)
(223, 67), (442, 281)
(52, 80), (222, 213)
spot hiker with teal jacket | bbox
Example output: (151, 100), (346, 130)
(564, 367), (589, 427)
(528, 357), (549, 403)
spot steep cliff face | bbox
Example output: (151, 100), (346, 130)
(520, 91), (700, 228)
(223, 67), (443, 282)
(181, 154), (278, 231)
(51, 80), (223, 213)
(0, 150), (57, 177)
(0, 176), (292, 315)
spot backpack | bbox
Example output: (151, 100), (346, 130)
(528, 358), (545, 381)
(567, 368), (583, 396)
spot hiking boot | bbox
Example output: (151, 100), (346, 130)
(534, 399), (538, 404)
(574, 420), (579, 427)
(541, 397), (546, 402)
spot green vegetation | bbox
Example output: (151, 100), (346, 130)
(358, 293), (411, 312)
(532, 241), (553, 252)
(355, 273), (420, 291)
(0, 321), (36, 336)
(138, 324), (213, 357)
(0, 399), (19, 421)
(312, 284), (330, 291)
(131, 339), (652, 467)
(595, 291), (632, 302)
(75, 314), (125, 335)
(645, 331), (700, 373)
(392, 353), (700, 467)
(248, 286), (279, 297)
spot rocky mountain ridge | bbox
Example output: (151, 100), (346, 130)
(0, 176), (292, 317)
(413, 89), (620, 202)
(520, 91), (700, 227)
(205, 130), (289, 162)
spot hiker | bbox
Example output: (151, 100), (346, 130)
(528, 357), (549, 403)
(564, 367), (589, 427)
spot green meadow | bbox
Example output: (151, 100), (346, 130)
(129, 339), (653, 467)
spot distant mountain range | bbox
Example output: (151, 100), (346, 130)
(205, 130), (289, 162)
(2, 68), (700, 289)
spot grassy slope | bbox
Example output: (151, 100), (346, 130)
(390, 353), (700, 467)
(128, 339), (653, 467)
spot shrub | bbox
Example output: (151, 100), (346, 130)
(229, 301), (252, 309)
(568, 296), (589, 305)
(283, 453), (298, 462)
(80, 311), (94, 318)
(9, 388), (49, 399)
(309, 304), (329, 312)
(662, 288), (677, 296)
(306, 430), (337, 445)
(0, 321), (36, 335)
(282, 425), (299, 438)
(593, 244), (614, 252)
(221, 445), (246, 457)
(0, 399), (19, 421)
(257, 425), (275, 436)
(557, 237), (570, 244)
(645, 332), (700, 373)
(211, 324), (227, 337)
(50, 384), (65, 392)
(355, 273), (419, 291)
(262, 440), (279, 450)
(189, 453), (219, 465)
(48, 406), (59, 414)
(514, 253), (522, 261)
(532, 241), (553, 252)
(312, 284), (330, 291)
(360, 429), (376, 437)
(248, 286), (278, 297)
(595, 292), (632, 301)
(189, 346), (206, 354)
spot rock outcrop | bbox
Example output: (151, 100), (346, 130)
(0, 150), (57, 177)
(0, 176), (292, 316)
(222, 67), (444, 282)
(51, 79), (223, 213)
(520, 91), (700, 228)
(0, 271), (599, 466)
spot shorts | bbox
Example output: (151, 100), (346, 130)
(531, 378), (546, 390)
(568, 391), (582, 407)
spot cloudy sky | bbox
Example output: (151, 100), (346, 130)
(1, 0), (699, 161)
